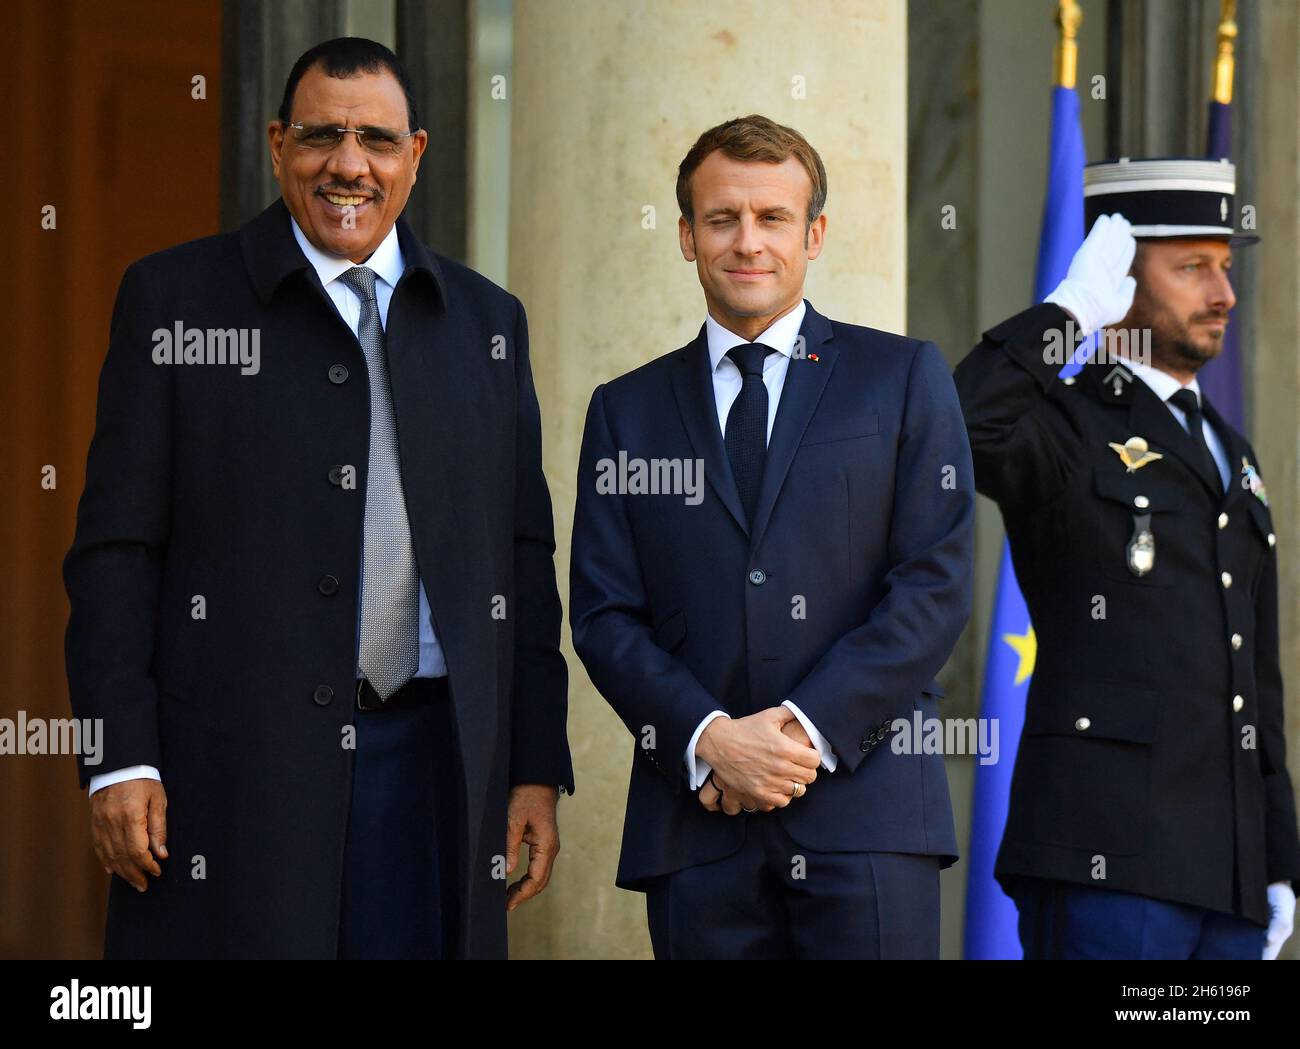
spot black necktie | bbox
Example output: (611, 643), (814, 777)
(1169, 388), (1222, 492)
(724, 343), (775, 525)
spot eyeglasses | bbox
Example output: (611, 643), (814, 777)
(285, 121), (418, 156)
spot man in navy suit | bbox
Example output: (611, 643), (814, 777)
(570, 115), (974, 959)
(64, 37), (571, 959)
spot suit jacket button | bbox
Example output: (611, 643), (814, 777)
(328, 364), (349, 384)
(313, 685), (334, 706)
(328, 465), (344, 485)
(748, 569), (767, 586)
(1218, 512), (1229, 529)
(318, 574), (340, 596)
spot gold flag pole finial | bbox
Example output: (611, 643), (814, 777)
(1054, 0), (1083, 89)
(1213, 0), (1237, 104)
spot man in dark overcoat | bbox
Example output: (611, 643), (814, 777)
(64, 37), (573, 959)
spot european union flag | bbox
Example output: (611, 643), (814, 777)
(963, 84), (1084, 960)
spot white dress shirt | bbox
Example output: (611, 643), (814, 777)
(1121, 357), (1230, 490)
(87, 218), (446, 796)
(684, 300), (838, 792)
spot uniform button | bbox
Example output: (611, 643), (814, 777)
(1268, 533), (1276, 547)
(1074, 717), (1091, 731)
(328, 364), (349, 384)
(1062, 377), (1076, 386)
(328, 465), (344, 486)
(1218, 512), (1229, 529)
(313, 685), (334, 706)
(748, 569), (767, 586)
(1231, 633), (1243, 650)
(318, 574), (339, 596)
(1221, 571), (1233, 589)
(1232, 694), (1244, 713)
(1133, 495), (1150, 509)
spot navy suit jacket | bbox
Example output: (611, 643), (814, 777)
(570, 300), (973, 889)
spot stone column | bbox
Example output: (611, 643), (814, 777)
(505, 0), (908, 959)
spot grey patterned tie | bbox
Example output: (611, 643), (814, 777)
(338, 266), (419, 699)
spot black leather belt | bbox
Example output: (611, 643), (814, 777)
(355, 676), (448, 712)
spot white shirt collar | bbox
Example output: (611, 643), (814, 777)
(1120, 355), (1202, 407)
(289, 216), (405, 292)
(706, 300), (808, 372)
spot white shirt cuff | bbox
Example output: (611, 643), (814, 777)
(685, 711), (730, 790)
(88, 765), (162, 796)
(783, 700), (837, 772)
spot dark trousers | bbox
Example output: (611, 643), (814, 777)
(645, 813), (941, 959)
(337, 677), (460, 959)
(1011, 878), (1266, 960)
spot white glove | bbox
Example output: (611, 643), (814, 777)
(1044, 213), (1138, 338)
(1264, 881), (1296, 960)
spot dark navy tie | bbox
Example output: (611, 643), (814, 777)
(1169, 388), (1222, 492)
(724, 343), (775, 525)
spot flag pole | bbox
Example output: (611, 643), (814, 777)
(1204, 0), (1245, 428)
(1054, 0), (1082, 89)
(1213, 0), (1237, 105)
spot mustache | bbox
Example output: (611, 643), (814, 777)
(316, 184), (384, 200)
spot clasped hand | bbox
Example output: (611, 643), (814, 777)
(696, 706), (820, 814)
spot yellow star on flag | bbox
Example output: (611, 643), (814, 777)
(1001, 624), (1036, 686)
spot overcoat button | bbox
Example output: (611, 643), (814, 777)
(328, 364), (349, 384)
(318, 574), (340, 595)
(748, 569), (767, 586)
(313, 685), (334, 706)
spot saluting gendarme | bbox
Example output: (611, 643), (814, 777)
(955, 157), (1300, 960)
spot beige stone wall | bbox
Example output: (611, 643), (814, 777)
(1255, 0), (1300, 962)
(505, 0), (908, 959)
